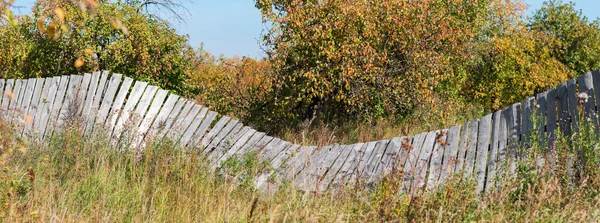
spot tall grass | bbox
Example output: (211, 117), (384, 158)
(1, 117), (600, 222)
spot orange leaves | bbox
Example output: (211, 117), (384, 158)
(74, 59), (84, 68)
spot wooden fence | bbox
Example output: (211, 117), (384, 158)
(1, 70), (599, 194)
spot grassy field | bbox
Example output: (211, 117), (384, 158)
(1, 119), (600, 222)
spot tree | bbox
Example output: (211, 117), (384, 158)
(0, 0), (196, 96)
(528, 0), (600, 76)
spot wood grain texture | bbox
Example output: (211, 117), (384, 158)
(455, 121), (470, 173)
(440, 125), (461, 184)
(463, 119), (479, 179)
(426, 130), (447, 190)
(475, 113), (492, 194)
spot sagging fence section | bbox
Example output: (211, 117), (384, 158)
(1, 70), (599, 194)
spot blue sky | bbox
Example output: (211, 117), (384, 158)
(11, 0), (600, 59)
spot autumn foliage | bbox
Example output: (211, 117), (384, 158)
(2, 0), (600, 133)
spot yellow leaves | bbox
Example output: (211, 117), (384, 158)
(109, 19), (129, 35)
(37, 17), (46, 34)
(86, 0), (99, 8)
(74, 59), (84, 68)
(54, 8), (65, 22)
(84, 49), (94, 56)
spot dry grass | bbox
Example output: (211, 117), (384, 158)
(1, 116), (600, 222)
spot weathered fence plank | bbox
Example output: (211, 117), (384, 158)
(475, 113), (492, 194)
(0, 79), (11, 111)
(578, 73), (596, 123)
(134, 89), (169, 148)
(200, 116), (230, 148)
(592, 70), (600, 126)
(413, 131), (437, 193)
(455, 122), (470, 173)
(156, 98), (187, 139)
(440, 125), (461, 184)
(567, 78), (579, 133)
(402, 132), (426, 191)
(485, 110), (502, 194)
(179, 107), (208, 147)
(44, 76), (69, 138)
(204, 118), (239, 153)
(93, 73), (124, 130)
(76, 73), (91, 115)
(106, 77), (134, 131)
(556, 82), (570, 136)
(217, 128), (257, 165)
(426, 130), (448, 190)
(463, 120), (479, 179)
(35, 77), (59, 138)
(282, 144), (316, 180)
(22, 78), (44, 136)
(507, 102), (521, 175)
(331, 143), (364, 186)
(188, 111), (218, 147)
(364, 140), (390, 180)
(319, 145), (353, 191)
(112, 81), (148, 137)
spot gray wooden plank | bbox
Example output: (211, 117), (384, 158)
(56, 75), (82, 130)
(156, 98), (187, 139)
(255, 144), (301, 190)
(76, 73), (92, 115)
(232, 131), (265, 157)
(105, 77), (135, 130)
(217, 128), (257, 165)
(245, 135), (274, 155)
(208, 123), (245, 164)
(485, 110), (502, 194)
(350, 141), (377, 182)
(319, 145), (353, 191)
(413, 131), (437, 193)
(536, 90), (548, 148)
(22, 78), (45, 136)
(204, 118), (239, 154)
(259, 137), (288, 163)
(0, 79), (12, 111)
(402, 132), (426, 191)
(475, 113), (492, 194)
(546, 88), (558, 153)
(256, 137), (283, 162)
(331, 143), (364, 186)
(592, 70), (600, 127)
(282, 145), (317, 180)
(364, 140), (390, 180)
(8, 79), (23, 121)
(81, 72), (100, 119)
(179, 107), (208, 147)
(164, 101), (196, 142)
(188, 111), (218, 148)
(507, 102), (521, 175)
(10, 79), (23, 111)
(146, 93), (179, 137)
(37, 77), (60, 139)
(426, 130), (448, 190)
(370, 138), (402, 183)
(439, 124), (461, 184)
(200, 116), (231, 149)
(55, 75), (83, 125)
(125, 85), (158, 140)
(495, 107), (509, 187)
(294, 145), (332, 187)
(455, 122), (470, 173)
(112, 81), (148, 137)
(394, 136), (414, 174)
(92, 71), (109, 113)
(44, 76), (70, 136)
(521, 97), (534, 150)
(172, 103), (203, 144)
(134, 89), (169, 148)
(567, 78), (578, 134)
(463, 119), (479, 179)
(556, 82), (570, 136)
(304, 145), (343, 191)
(578, 73), (596, 123)
(19, 78), (36, 117)
(94, 73), (126, 128)
(0, 79), (4, 111)
(381, 137), (405, 177)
